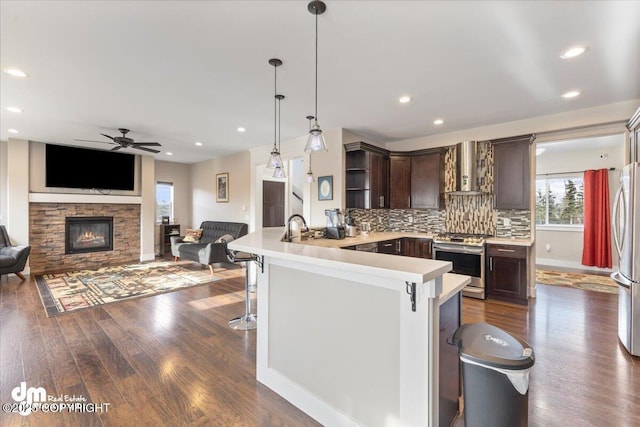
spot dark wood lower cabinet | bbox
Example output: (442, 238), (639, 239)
(401, 237), (433, 259)
(486, 244), (528, 304)
(439, 292), (461, 427)
(377, 238), (401, 255)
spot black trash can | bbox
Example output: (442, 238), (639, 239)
(452, 322), (535, 427)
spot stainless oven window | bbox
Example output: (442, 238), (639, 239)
(435, 250), (482, 278)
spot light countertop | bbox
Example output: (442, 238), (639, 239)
(301, 231), (436, 248)
(302, 231), (534, 248)
(230, 228), (471, 303)
(440, 273), (471, 305)
(229, 228), (456, 292)
(485, 237), (534, 246)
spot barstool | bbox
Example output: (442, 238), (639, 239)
(221, 239), (258, 330)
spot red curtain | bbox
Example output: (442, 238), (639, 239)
(582, 169), (612, 268)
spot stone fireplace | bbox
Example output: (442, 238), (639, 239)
(29, 203), (140, 274)
(65, 216), (114, 254)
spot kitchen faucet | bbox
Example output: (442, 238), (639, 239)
(285, 214), (309, 242)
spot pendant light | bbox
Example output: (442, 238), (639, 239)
(304, 1), (328, 152)
(305, 115), (315, 183)
(273, 94), (287, 178)
(267, 58), (284, 169)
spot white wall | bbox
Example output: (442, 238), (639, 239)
(140, 156), (156, 261)
(6, 139), (30, 247)
(0, 140), (7, 226)
(155, 160), (192, 232)
(190, 150), (251, 228)
(535, 136), (625, 271)
(250, 128), (344, 230)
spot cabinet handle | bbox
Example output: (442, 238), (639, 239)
(379, 196), (384, 207)
(490, 256), (493, 271)
(408, 196), (411, 207)
(396, 240), (401, 253)
(497, 248), (515, 252)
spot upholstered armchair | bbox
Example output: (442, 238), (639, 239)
(170, 221), (248, 274)
(0, 225), (31, 282)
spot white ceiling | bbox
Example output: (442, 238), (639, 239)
(1, 1), (639, 163)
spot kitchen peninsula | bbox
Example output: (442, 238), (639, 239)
(229, 228), (470, 427)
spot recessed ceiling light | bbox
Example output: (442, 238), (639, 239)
(398, 96), (412, 104)
(166, 152), (173, 156)
(8, 129), (19, 134)
(237, 127), (246, 133)
(560, 46), (588, 59)
(433, 119), (444, 125)
(536, 148), (546, 156)
(6, 106), (23, 113)
(3, 68), (28, 78)
(195, 141), (203, 146)
(561, 90), (581, 99)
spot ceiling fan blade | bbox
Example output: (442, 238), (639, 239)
(132, 142), (162, 146)
(132, 145), (161, 154)
(100, 133), (116, 141)
(111, 146), (122, 151)
(73, 139), (113, 144)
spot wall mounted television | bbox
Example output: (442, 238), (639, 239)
(45, 144), (136, 191)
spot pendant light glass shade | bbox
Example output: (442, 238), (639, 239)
(305, 1), (328, 153)
(305, 170), (315, 183)
(268, 149), (283, 169)
(273, 166), (287, 179)
(305, 121), (327, 152)
(305, 115), (315, 182)
(267, 58), (283, 168)
(273, 94), (286, 178)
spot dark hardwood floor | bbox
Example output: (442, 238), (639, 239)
(1, 267), (638, 426)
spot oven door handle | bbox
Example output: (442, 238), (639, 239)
(433, 244), (484, 255)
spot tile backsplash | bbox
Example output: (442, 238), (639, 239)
(347, 141), (531, 238)
(347, 208), (445, 233)
(445, 194), (495, 235)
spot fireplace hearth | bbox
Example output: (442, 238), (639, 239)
(65, 216), (114, 254)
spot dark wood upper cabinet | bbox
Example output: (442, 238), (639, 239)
(492, 135), (534, 210)
(345, 142), (389, 209)
(390, 156), (411, 209)
(410, 151), (445, 209)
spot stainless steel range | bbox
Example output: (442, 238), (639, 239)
(433, 233), (487, 299)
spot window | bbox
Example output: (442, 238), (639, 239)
(536, 175), (584, 226)
(156, 181), (174, 223)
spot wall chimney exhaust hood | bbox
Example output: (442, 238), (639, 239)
(448, 140), (483, 195)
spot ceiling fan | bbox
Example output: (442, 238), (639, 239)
(74, 128), (162, 153)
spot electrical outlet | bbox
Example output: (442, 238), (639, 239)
(407, 216), (414, 223)
(545, 243), (551, 252)
(503, 218), (511, 227)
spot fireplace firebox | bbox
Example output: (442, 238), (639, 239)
(65, 216), (114, 254)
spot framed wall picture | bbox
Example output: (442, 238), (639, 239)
(318, 175), (333, 201)
(216, 172), (229, 203)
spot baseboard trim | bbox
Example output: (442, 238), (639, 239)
(140, 253), (156, 262)
(536, 258), (616, 275)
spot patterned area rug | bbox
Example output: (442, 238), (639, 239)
(35, 261), (244, 317)
(536, 269), (618, 294)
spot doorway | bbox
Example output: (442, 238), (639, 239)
(263, 181), (285, 227)
(535, 133), (624, 273)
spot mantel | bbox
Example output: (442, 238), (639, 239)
(29, 193), (142, 205)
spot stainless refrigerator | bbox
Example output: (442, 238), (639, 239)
(612, 162), (640, 356)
